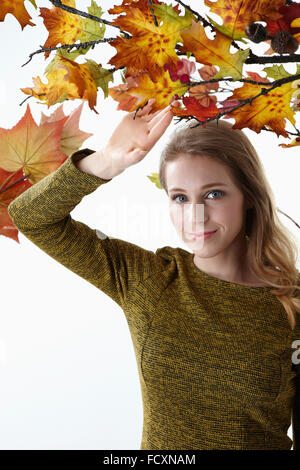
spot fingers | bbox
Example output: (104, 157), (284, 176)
(146, 103), (174, 127)
(135, 98), (156, 117)
(147, 107), (174, 147)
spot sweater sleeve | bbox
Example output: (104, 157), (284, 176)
(292, 365), (300, 450)
(7, 148), (169, 310)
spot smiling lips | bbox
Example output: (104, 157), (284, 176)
(189, 230), (217, 236)
(188, 230), (217, 240)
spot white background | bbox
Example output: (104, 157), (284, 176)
(1, 0), (299, 449)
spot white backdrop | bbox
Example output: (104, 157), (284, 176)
(1, 0), (299, 449)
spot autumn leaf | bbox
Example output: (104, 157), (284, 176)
(178, 20), (250, 81)
(84, 60), (114, 98)
(39, 0), (106, 59)
(279, 137), (300, 148)
(21, 54), (100, 113)
(147, 172), (163, 189)
(0, 104), (67, 185)
(188, 65), (219, 107)
(108, 68), (188, 113)
(226, 72), (297, 136)
(0, 0), (37, 30)
(204, 0), (285, 40)
(164, 58), (196, 84)
(0, 166), (32, 243)
(40, 102), (93, 156)
(169, 95), (219, 123)
(108, 0), (195, 82)
(263, 63), (300, 82)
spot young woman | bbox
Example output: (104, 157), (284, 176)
(8, 99), (300, 450)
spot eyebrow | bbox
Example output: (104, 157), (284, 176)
(168, 182), (229, 192)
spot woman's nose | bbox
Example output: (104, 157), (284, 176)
(183, 202), (206, 233)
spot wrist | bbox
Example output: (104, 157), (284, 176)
(75, 149), (122, 179)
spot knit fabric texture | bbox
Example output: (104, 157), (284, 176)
(7, 148), (300, 450)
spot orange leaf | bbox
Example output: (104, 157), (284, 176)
(279, 137), (300, 148)
(0, 0), (36, 30)
(0, 104), (67, 185)
(108, 69), (188, 113)
(227, 76), (297, 136)
(204, 0), (285, 40)
(178, 20), (250, 81)
(170, 96), (219, 122)
(108, 0), (194, 82)
(189, 84), (217, 108)
(21, 56), (99, 113)
(39, 0), (84, 59)
(0, 166), (31, 243)
(198, 65), (219, 92)
(40, 102), (93, 156)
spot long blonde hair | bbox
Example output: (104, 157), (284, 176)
(159, 119), (300, 330)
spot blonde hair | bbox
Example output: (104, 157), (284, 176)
(159, 119), (300, 330)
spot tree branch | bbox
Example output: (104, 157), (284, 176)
(173, 72), (300, 133)
(22, 37), (119, 67)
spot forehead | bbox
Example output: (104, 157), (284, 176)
(165, 154), (234, 188)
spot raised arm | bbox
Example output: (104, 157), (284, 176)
(8, 101), (178, 310)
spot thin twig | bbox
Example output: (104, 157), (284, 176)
(175, 0), (242, 50)
(175, 45), (300, 64)
(147, 0), (158, 27)
(22, 37), (119, 67)
(48, 0), (131, 38)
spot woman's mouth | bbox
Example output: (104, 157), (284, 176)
(187, 230), (217, 240)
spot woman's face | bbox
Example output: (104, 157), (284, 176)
(166, 154), (249, 256)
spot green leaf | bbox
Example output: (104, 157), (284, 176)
(28, 0), (37, 8)
(79, 0), (106, 43)
(121, 67), (127, 83)
(147, 173), (163, 189)
(85, 59), (114, 98)
(45, 49), (81, 74)
(264, 63), (300, 81)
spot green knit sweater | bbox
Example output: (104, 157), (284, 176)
(7, 148), (300, 450)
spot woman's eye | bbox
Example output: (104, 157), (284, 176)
(206, 190), (224, 199)
(171, 190), (224, 203)
(172, 194), (186, 203)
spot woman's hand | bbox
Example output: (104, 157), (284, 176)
(101, 99), (180, 177)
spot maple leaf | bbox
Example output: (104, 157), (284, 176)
(108, 68), (188, 113)
(0, 166), (32, 243)
(108, 0), (195, 82)
(39, 0), (106, 59)
(84, 59), (114, 98)
(169, 95), (219, 123)
(0, 104), (67, 185)
(21, 54), (100, 113)
(0, 0), (37, 30)
(204, 0), (285, 40)
(40, 102), (93, 156)
(226, 72), (297, 136)
(178, 20), (250, 81)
